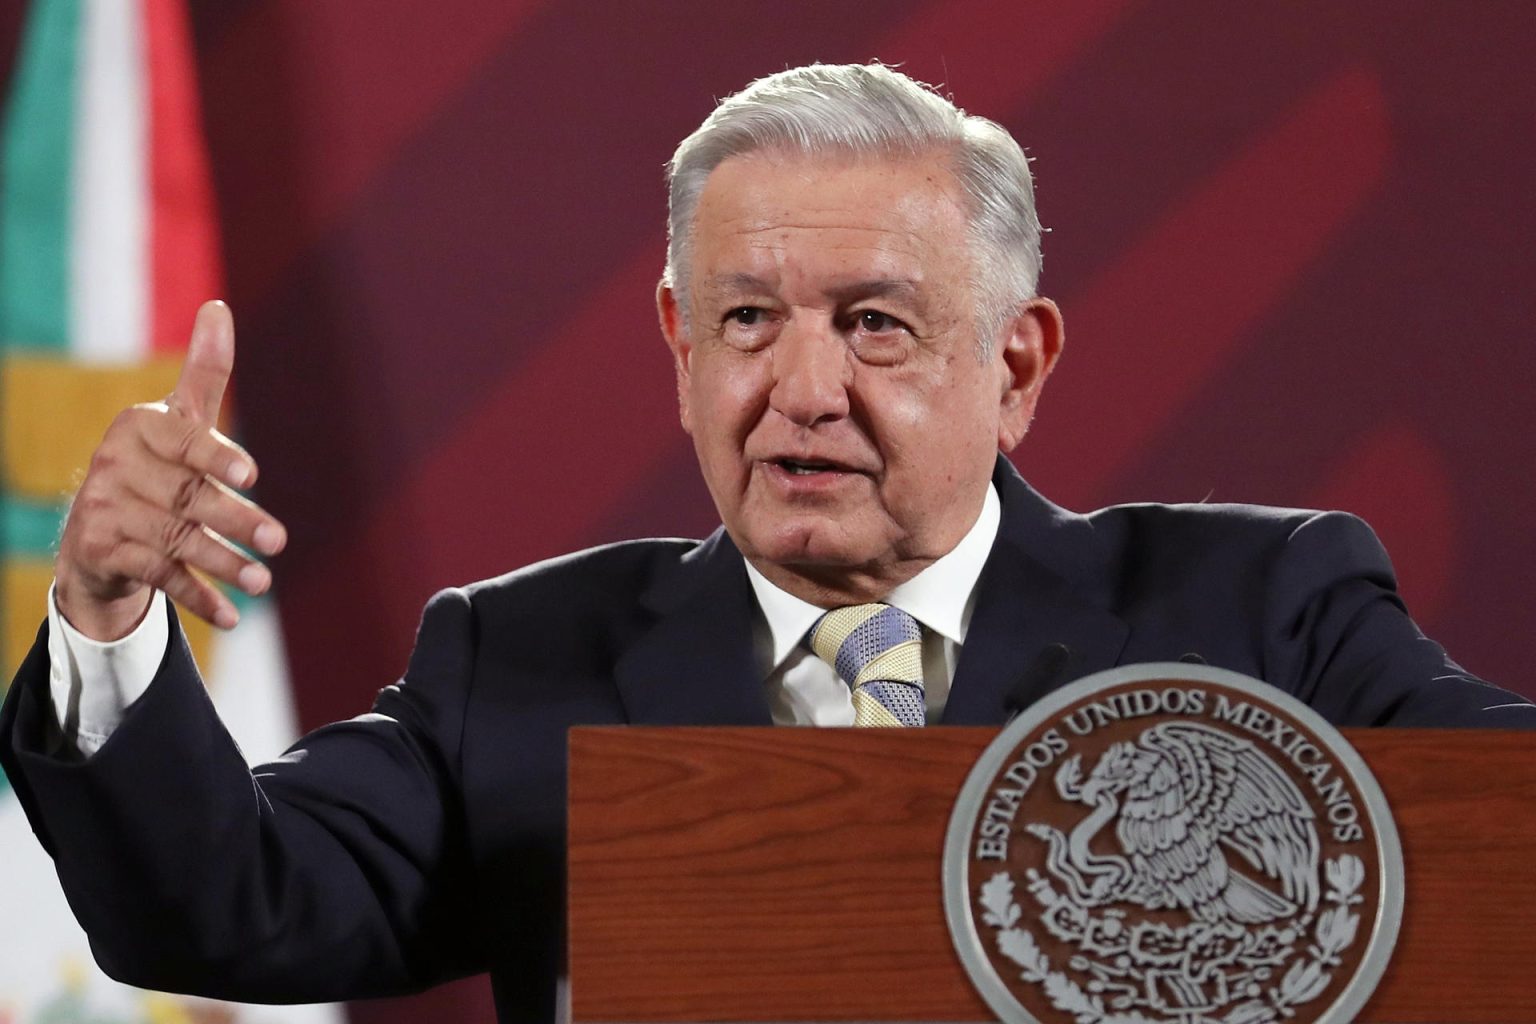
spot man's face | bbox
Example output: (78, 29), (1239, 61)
(659, 151), (1060, 603)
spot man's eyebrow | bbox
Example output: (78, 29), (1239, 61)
(699, 274), (928, 309)
(826, 279), (926, 307)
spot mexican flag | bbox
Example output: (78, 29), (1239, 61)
(0, 3), (339, 1022)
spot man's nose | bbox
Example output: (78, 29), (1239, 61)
(768, 318), (851, 426)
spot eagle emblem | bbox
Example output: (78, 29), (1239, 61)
(1028, 721), (1320, 927)
(945, 667), (1400, 1024)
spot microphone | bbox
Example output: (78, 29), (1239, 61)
(1179, 652), (1208, 665)
(1004, 642), (1073, 721)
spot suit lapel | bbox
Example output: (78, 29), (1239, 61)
(613, 529), (773, 725)
(941, 461), (1130, 724)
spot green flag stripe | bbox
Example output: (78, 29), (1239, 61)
(1, 1), (81, 716)
(0, 0), (81, 354)
(1, 494), (67, 557)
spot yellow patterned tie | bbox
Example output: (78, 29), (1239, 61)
(808, 604), (926, 727)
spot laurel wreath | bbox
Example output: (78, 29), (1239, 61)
(978, 854), (1365, 1024)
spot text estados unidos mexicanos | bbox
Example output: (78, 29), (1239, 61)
(974, 688), (1366, 861)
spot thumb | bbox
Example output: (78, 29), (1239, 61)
(169, 300), (236, 424)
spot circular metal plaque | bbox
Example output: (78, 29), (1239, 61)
(943, 664), (1403, 1024)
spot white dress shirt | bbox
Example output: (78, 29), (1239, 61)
(47, 483), (1001, 751)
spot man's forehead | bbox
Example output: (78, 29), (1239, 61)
(691, 155), (967, 277)
(698, 150), (967, 220)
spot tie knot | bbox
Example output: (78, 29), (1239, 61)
(808, 604), (926, 727)
(809, 603), (921, 682)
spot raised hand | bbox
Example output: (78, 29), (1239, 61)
(54, 301), (287, 640)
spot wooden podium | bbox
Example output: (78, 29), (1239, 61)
(568, 727), (1536, 1022)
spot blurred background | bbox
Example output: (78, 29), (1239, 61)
(3, 1), (1535, 1022)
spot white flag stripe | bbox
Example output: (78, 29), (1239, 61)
(209, 598), (305, 763)
(70, 0), (149, 365)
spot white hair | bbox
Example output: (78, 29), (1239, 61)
(663, 63), (1043, 351)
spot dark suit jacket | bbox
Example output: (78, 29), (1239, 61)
(2, 459), (1530, 1022)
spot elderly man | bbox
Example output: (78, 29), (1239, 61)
(2, 63), (1530, 1022)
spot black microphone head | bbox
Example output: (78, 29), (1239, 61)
(1179, 651), (1207, 665)
(1039, 641), (1072, 673)
(1004, 642), (1074, 718)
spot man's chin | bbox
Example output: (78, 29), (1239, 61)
(732, 518), (907, 590)
(745, 519), (877, 567)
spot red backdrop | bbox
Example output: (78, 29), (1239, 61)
(6, 3), (1536, 1021)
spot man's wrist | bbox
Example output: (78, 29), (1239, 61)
(54, 577), (155, 643)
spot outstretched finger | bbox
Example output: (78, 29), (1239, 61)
(121, 457), (285, 557)
(113, 492), (274, 598)
(111, 538), (241, 629)
(135, 411), (259, 490)
(168, 300), (236, 426)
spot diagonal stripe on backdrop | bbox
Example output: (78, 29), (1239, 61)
(871, 0), (1138, 112)
(202, 0), (548, 309)
(1033, 66), (1391, 509)
(1307, 423), (1454, 621)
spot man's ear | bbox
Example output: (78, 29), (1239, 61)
(657, 280), (694, 435)
(996, 297), (1064, 452)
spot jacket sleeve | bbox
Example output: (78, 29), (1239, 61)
(1261, 510), (1535, 728)
(0, 589), (489, 1003)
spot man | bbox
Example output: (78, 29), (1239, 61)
(2, 63), (1531, 1023)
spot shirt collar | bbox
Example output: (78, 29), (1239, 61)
(743, 482), (1001, 670)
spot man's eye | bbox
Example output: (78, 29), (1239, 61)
(727, 307), (766, 326)
(856, 310), (905, 333)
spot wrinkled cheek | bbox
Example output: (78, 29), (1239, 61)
(869, 395), (934, 466)
(689, 403), (755, 497)
(705, 377), (771, 459)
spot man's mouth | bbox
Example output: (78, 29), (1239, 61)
(776, 458), (842, 475)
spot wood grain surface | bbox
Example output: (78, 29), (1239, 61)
(568, 728), (1535, 1022)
